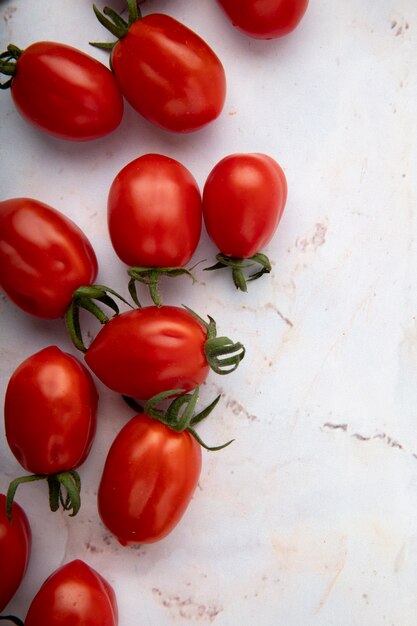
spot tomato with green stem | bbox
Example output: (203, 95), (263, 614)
(108, 154), (202, 306)
(98, 387), (232, 545)
(92, 0), (226, 132)
(4, 346), (98, 519)
(0, 495), (31, 613)
(0, 41), (123, 141)
(203, 153), (287, 291)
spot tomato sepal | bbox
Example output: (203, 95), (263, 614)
(91, 1), (141, 49)
(7, 470), (82, 522)
(205, 252), (272, 292)
(144, 387), (233, 451)
(0, 45), (23, 88)
(0, 616), (24, 625)
(128, 266), (196, 307)
(66, 284), (134, 352)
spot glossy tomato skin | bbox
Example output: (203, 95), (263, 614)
(85, 306), (209, 400)
(5, 346), (98, 475)
(217, 0), (309, 39)
(108, 154), (202, 267)
(98, 413), (202, 544)
(11, 42), (123, 140)
(25, 559), (118, 626)
(202, 153), (287, 258)
(0, 494), (32, 612)
(111, 14), (226, 133)
(0, 198), (98, 319)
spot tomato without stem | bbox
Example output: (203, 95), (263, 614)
(98, 413), (202, 545)
(0, 42), (123, 140)
(24, 560), (118, 626)
(0, 495), (31, 612)
(94, 7), (226, 132)
(0, 198), (98, 319)
(203, 153), (287, 291)
(217, 0), (309, 39)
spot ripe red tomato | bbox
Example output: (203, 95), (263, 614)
(96, 10), (226, 132)
(24, 560), (118, 626)
(85, 306), (209, 400)
(0, 494), (31, 612)
(0, 198), (98, 319)
(98, 413), (201, 544)
(108, 154), (202, 267)
(5, 346), (98, 476)
(1, 42), (123, 140)
(203, 153), (287, 258)
(217, 0), (309, 39)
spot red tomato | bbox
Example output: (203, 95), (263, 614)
(106, 13), (226, 132)
(2, 41), (123, 140)
(217, 0), (309, 39)
(24, 560), (118, 626)
(84, 306), (209, 400)
(0, 494), (31, 612)
(108, 154), (202, 267)
(0, 198), (98, 319)
(5, 346), (98, 475)
(98, 413), (201, 544)
(203, 153), (287, 258)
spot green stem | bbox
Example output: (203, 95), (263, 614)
(205, 252), (272, 292)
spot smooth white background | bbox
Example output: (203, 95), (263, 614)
(1, 1), (417, 624)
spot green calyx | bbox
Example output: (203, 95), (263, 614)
(128, 266), (195, 308)
(6, 470), (82, 522)
(0, 617), (24, 625)
(65, 284), (134, 353)
(183, 306), (246, 375)
(90, 0), (141, 50)
(205, 252), (272, 292)
(0, 44), (23, 89)
(144, 387), (233, 451)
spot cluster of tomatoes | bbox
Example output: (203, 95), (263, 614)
(0, 0), (308, 624)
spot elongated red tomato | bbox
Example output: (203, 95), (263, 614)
(0, 494), (31, 612)
(5, 346), (98, 475)
(108, 154), (202, 267)
(85, 306), (209, 400)
(0, 198), (98, 319)
(203, 153), (287, 258)
(217, 0), (309, 39)
(97, 9), (226, 132)
(98, 413), (201, 544)
(24, 560), (118, 626)
(1, 41), (123, 140)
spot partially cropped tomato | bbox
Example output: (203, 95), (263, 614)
(217, 0), (309, 39)
(5, 346), (98, 476)
(0, 198), (98, 319)
(84, 306), (244, 399)
(94, 6), (226, 132)
(98, 413), (201, 544)
(0, 41), (123, 140)
(203, 153), (287, 258)
(108, 154), (202, 267)
(24, 560), (118, 626)
(0, 494), (31, 612)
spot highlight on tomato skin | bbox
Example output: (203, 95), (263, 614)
(24, 560), (118, 626)
(0, 494), (32, 613)
(0, 198), (98, 319)
(216, 0), (309, 39)
(0, 41), (124, 140)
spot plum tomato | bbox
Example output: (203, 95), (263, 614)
(0, 42), (123, 140)
(216, 0), (309, 39)
(0, 494), (31, 612)
(83, 306), (245, 400)
(0, 198), (98, 319)
(24, 560), (118, 626)
(93, 3), (226, 132)
(202, 153), (287, 291)
(4, 346), (98, 517)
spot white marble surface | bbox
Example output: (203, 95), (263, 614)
(1, 0), (417, 624)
